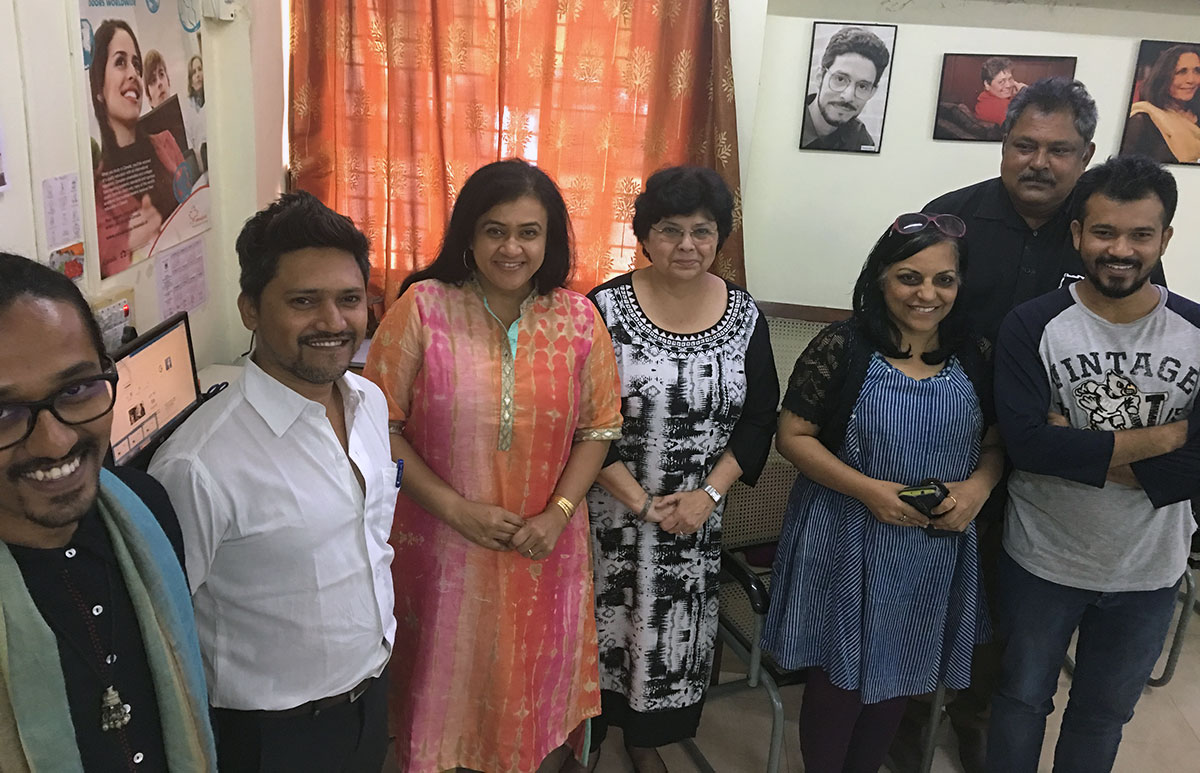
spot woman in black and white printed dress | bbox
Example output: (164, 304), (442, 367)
(584, 166), (778, 772)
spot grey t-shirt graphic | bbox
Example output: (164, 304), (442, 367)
(995, 283), (1200, 592)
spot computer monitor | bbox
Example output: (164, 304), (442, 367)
(109, 312), (201, 468)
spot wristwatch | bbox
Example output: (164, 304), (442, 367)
(702, 484), (723, 506)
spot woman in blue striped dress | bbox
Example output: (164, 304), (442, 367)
(761, 214), (1004, 772)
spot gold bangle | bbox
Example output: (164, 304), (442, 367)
(550, 495), (575, 523)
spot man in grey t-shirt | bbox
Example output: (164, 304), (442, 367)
(989, 155), (1200, 772)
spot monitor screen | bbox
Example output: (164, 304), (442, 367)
(109, 313), (200, 467)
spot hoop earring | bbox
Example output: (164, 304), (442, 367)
(462, 248), (474, 271)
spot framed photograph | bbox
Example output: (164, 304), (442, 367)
(1118, 40), (1200, 165)
(932, 54), (1077, 142)
(800, 21), (897, 154)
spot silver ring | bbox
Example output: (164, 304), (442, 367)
(900, 515), (908, 523)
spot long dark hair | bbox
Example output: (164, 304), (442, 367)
(90, 19), (142, 157)
(400, 159), (573, 296)
(851, 222), (969, 364)
(1142, 44), (1200, 114)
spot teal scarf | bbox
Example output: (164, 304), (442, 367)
(0, 468), (216, 772)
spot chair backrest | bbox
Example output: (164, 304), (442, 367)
(722, 308), (845, 551)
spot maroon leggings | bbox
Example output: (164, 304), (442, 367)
(799, 668), (910, 773)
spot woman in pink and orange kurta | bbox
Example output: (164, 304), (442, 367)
(363, 160), (621, 773)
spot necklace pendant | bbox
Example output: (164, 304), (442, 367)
(100, 686), (131, 732)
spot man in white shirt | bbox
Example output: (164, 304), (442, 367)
(150, 192), (396, 771)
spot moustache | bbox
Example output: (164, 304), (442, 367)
(1018, 171), (1055, 186)
(829, 101), (858, 112)
(299, 332), (356, 346)
(1097, 257), (1141, 268)
(8, 440), (98, 481)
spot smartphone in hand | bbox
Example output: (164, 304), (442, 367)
(897, 478), (960, 538)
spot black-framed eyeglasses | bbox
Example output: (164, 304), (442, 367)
(0, 363), (119, 451)
(649, 224), (719, 244)
(891, 212), (967, 239)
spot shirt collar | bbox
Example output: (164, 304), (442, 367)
(976, 177), (1074, 231)
(241, 357), (366, 438)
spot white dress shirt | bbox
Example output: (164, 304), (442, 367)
(149, 359), (396, 711)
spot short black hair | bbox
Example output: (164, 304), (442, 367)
(1072, 154), (1178, 227)
(1002, 76), (1098, 142)
(400, 159), (573, 296)
(235, 190), (371, 303)
(852, 221), (970, 365)
(981, 57), (1012, 84)
(1141, 44), (1200, 114)
(631, 166), (734, 251)
(821, 27), (891, 87)
(0, 253), (107, 359)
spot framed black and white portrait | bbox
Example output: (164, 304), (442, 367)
(932, 54), (1077, 142)
(800, 21), (897, 154)
(1119, 40), (1200, 165)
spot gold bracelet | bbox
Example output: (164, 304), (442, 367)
(550, 495), (575, 523)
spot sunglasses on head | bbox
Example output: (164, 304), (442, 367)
(891, 213), (967, 239)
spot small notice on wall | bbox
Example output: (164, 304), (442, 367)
(42, 173), (83, 249)
(156, 236), (207, 318)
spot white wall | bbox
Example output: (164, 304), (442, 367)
(729, 0), (769, 191)
(0, 0), (277, 369)
(738, 3), (1200, 309)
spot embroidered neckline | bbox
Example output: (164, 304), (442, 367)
(610, 277), (749, 351)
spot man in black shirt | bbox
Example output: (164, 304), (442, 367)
(0, 253), (215, 771)
(893, 77), (1161, 773)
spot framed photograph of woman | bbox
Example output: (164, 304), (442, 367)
(800, 22), (897, 154)
(1119, 40), (1200, 165)
(932, 54), (1077, 142)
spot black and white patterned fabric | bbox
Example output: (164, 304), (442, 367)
(585, 272), (777, 739)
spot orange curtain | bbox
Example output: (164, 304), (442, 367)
(290, 0), (743, 305)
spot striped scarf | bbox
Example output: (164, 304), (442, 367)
(0, 468), (216, 772)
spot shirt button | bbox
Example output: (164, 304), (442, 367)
(133, 752), (144, 764)
(92, 605), (103, 616)
(106, 654), (117, 665)
(1020, 267), (1034, 275)
(65, 548), (77, 558)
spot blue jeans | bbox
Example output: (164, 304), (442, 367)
(986, 550), (1180, 773)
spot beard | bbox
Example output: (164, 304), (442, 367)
(818, 98), (860, 127)
(1083, 257), (1153, 299)
(7, 439), (101, 530)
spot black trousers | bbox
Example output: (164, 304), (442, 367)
(212, 670), (389, 773)
(945, 515), (1005, 729)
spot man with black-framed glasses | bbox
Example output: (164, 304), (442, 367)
(800, 25), (891, 152)
(0, 252), (216, 771)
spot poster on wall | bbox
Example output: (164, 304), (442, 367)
(1118, 40), (1200, 165)
(932, 54), (1077, 142)
(78, 0), (209, 279)
(800, 21), (897, 154)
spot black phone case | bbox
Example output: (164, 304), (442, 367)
(897, 479), (960, 538)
